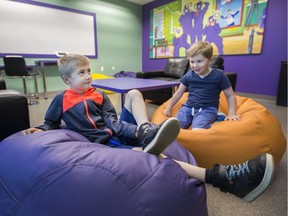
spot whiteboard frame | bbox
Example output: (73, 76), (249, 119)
(0, 0), (98, 58)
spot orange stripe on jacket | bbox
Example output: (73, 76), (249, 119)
(63, 88), (104, 113)
(83, 100), (97, 128)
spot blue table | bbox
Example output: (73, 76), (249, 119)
(92, 77), (180, 107)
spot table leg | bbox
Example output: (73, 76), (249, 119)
(40, 62), (48, 99)
(121, 93), (125, 108)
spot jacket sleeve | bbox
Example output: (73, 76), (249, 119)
(100, 92), (137, 139)
(36, 93), (63, 131)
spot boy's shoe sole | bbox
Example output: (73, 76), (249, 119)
(243, 153), (275, 202)
(143, 117), (180, 155)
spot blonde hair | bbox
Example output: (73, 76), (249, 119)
(57, 54), (90, 77)
(186, 41), (213, 59)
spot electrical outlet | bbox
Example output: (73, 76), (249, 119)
(100, 66), (104, 71)
(112, 66), (115, 70)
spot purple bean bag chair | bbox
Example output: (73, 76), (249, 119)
(0, 129), (207, 216)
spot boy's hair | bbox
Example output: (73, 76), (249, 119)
(186, 41), (213, 59)
(57, 54), (90, 77)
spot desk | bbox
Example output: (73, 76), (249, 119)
(35, 60), (57, 99)
(92, 77), (180, 107)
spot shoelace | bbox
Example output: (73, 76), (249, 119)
(226, 161), (250, 180)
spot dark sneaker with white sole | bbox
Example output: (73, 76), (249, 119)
(211, 153), (275, 202)
(138, 117), (180, 155)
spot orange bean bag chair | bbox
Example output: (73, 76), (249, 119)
(152, 92), (287, 168)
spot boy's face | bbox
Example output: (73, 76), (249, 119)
(188, 54), (212, 76)
(64, 63), (92, 94)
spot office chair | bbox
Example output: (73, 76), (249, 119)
(0, 78), (6, 90)
(3, 56), (39, 105)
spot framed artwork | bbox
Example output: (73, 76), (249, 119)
(149, 0), (269, 58)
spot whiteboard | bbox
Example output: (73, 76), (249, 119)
(0, 0), (97, 58)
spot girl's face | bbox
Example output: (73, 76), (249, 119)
(188, 53), (212, 76)
(64, 63), (92, 94)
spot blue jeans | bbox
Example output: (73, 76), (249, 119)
(175, 105), (218, 129)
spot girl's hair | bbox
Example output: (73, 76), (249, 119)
(57, 54), (89, 77)
(186, 41), (213, 59)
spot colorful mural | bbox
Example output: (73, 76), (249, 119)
(149, 0), (268, 58)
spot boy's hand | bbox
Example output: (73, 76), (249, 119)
(21, 128), (44, 135)
(163, 108), (171, 117)
(225, 114), (241, 121)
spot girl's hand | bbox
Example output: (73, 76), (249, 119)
(163, 108), (171, 117)
(225, 114), (241, 121)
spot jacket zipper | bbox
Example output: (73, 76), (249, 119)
(83, 99), (97, 129)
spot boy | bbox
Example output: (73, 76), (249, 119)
(22, 54), (274, 202)
(22, 54), (180, 155)
(163, 41), (240, 130)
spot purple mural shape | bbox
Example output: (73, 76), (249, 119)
(173, 10), (194, 57)
(203, 16), (224, 55)
(192, 1), (209, 43)
(173, 1), (210, 57)
(257, 6), (267, 35)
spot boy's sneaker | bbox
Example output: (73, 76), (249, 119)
(216, 112), (226, 122)
(211, 153), (275, 202)
(138, 117), (180, 155)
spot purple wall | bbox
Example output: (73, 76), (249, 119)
(142, 0), (287, 96)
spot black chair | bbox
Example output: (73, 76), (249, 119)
(0, 89), (30, 141)
(0, 78), (6, 90)
(211, 56), (237, 92)
(3, 56), (39, 105)
(136, 58), (189, 104)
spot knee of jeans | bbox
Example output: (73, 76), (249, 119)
(192, 118), (214, 129)
(176, 114), (191, 129)
(179, 121), (191, 129)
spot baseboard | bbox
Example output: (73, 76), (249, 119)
(27, 90), (62, 100)
(236, 91), (276, 101)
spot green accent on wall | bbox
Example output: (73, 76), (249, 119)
(1, 0), (142, 93)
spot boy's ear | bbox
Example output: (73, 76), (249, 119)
(208, 57), (213, 65)
(62, 75), (70, 85)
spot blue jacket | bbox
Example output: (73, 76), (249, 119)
(37, 87), (137, 143)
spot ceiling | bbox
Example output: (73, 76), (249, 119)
(125, 0), (154, 5)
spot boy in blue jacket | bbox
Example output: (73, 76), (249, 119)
(22, 54), (180, 155)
